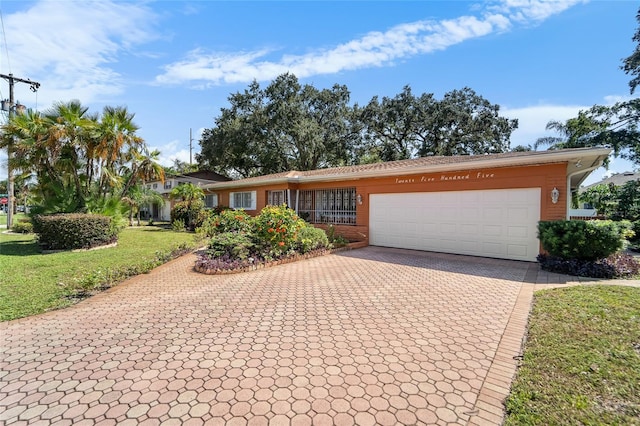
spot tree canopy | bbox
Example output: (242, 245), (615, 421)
(538, 7), (640, 166)
(197, 74), (518, 177)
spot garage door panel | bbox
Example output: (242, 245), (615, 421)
(483, 207), (504, 219)
(483, 225), (502, 237)
(369, 188), (541, 261)
(507, 244), (528, 257)
(482, 241), (504, 256)
(507, 226), (529, 238)
(459, 224), (478, 235)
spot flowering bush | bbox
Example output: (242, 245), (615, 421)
(196, 204), (332, 272)
(213, 209), (253, 233)
(253, 204), (306, 258)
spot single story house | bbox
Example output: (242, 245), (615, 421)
(202, 147), (611, 262)
(143, 171), (230, 221)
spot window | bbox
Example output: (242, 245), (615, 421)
(164, 180), (173, 190)
(267, 190), (287, 206)
(153, 183), (158, 189)
(230, 191), (256, 210)
(298, 188), (356, 225)
(205, 194), (218, 209)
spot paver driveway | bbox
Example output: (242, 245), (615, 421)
(1, 247), (537, 425)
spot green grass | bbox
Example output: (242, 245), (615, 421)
(0, 212), (27, 226)
(505, 285), (640, 425)
(0, 226), (199, 321)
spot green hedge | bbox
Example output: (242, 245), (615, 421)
(538, 220), (625, 261)
(12, 219), (33, 234)
(33, 213), (118, 250)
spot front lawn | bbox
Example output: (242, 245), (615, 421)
(0, 227), (199, 321)
(505, 285), (640, 425)
(0, 212), (27, 226)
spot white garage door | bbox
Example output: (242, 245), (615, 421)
(369, 188), (541, 261)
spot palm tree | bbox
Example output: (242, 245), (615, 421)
(1, 102), (159, 216)
(534, 111), (609, 150)
(44, 100), (96, 209)
(169, 182), (205, 228)
(120, 148), (165, 198)
(170, 182), (205, 204)
(95, 106), (144, 198)
(122, 184), (165, 226)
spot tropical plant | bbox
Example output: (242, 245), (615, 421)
(122, 185), (165, 226)
(579, 184), (619, 218)
(0, 101), (162, 220)
(169, 183), (205, 229)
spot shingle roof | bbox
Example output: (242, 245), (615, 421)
(581, 171), (640, 190)
(204, 147), (612, 189)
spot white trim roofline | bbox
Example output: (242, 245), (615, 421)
(203, 147), (612, 190)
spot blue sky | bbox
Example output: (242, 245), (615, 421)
(0, 0), (638, 185)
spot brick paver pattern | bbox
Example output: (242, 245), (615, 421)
(1, 247), (534, 425)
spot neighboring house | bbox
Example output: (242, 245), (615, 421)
(142, 171), (230, 221)
(570, 171), (640, 217)
(201, 147), (610, 262)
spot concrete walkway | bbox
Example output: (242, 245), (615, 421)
(0, 247), (636, 425)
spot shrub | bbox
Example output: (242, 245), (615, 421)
(212, 209), (253, 233)
(538, 220), (625, 261)
(631, 220), (640, 243)
(295, 226), (329, 253)
(616, 220), (635, 240)
(538, 253), (640, 279)
(172, 219), (186, 232)
(12, 219), (33, 234)
(195, 216), (217, 239)
(207, 231), (257, 261)
(32, 213), (118, 250)
(253, 205), (306, 258)
(170, 199), (208, 231)
(326, 224), (349, 247)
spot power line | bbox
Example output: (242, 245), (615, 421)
(0, 8), (11, 74)
(1, 73), (41, 229)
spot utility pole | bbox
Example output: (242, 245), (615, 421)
(1, 73), (41, 229)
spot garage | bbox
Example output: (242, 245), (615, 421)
(369, 188), (541, 261)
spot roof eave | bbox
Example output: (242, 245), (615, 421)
(202, 147), (613, 189)
(299, 148), (613, 183)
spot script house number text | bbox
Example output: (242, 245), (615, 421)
(395, 171), (495, 185)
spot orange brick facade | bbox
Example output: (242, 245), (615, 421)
(209, 162), (568, 244)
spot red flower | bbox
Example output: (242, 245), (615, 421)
(278, 241), (285, 246)
(268, 228), (274, 233)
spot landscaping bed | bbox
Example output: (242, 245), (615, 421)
(194, 244), (360, 275)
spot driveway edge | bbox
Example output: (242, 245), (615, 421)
(468, 282), (535, 425)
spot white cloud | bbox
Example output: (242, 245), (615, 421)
(490, 0), (587, 24)
(503, 99), (638, 186)
(603, 94), (636, 105)
(503, 104), (588, 148)
(1, 0), (159, 106)
(154, 0), (580, 87)
(150, 139), (199, 168)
